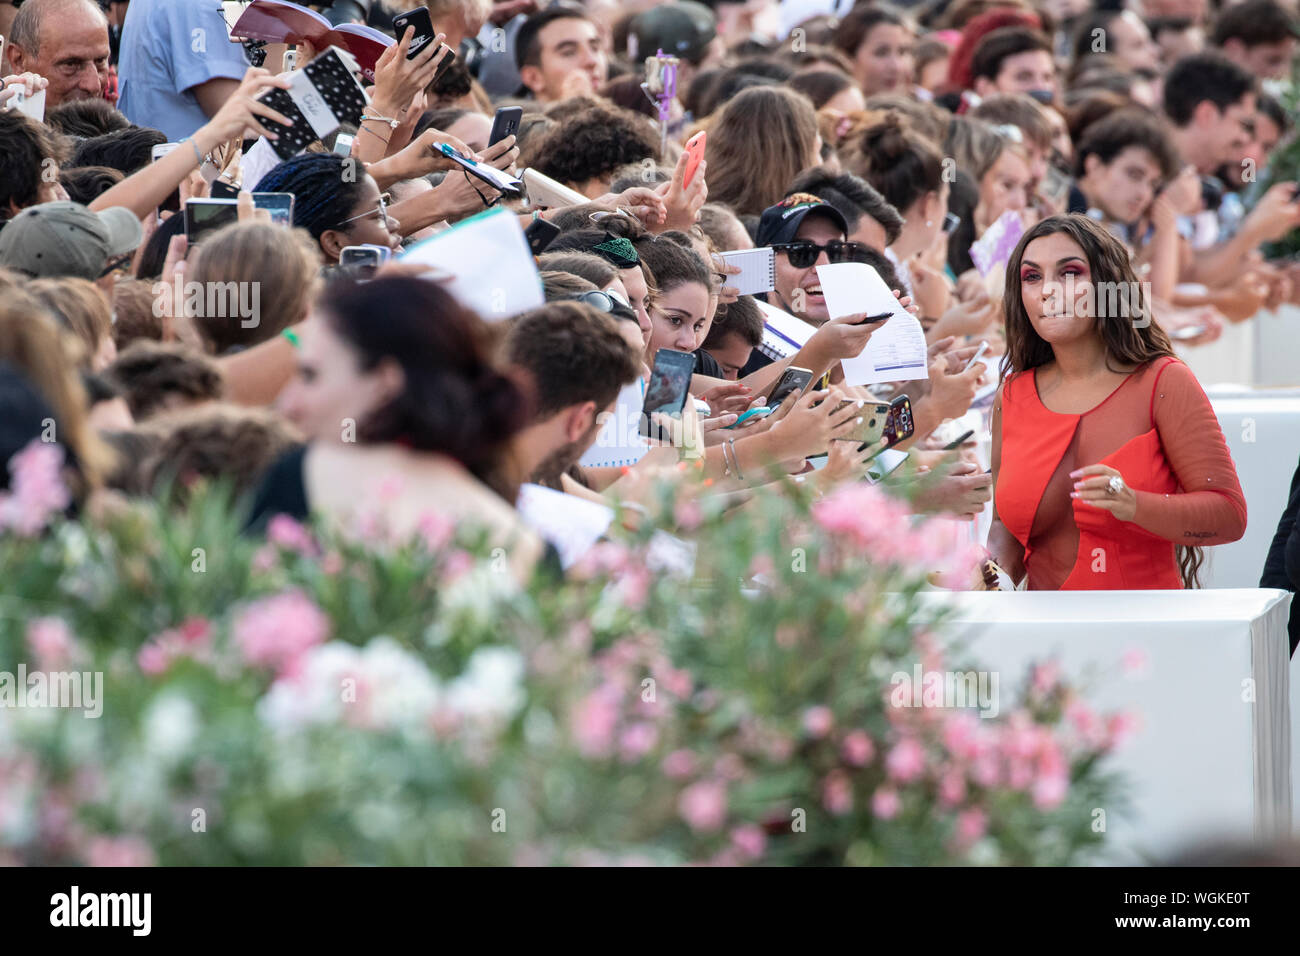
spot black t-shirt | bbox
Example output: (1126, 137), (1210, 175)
(245, 444), (310, 532)
(694, 348), (723, 378)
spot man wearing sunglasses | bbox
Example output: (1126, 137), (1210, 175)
(758, 193), (869, 331)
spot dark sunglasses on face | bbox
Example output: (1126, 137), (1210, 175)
(771, 239), (871, 269)
(563, 290), (638, 324)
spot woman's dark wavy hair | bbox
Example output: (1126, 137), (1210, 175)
(319, 277), (530, 502)
(1001, 213), (1200, 587)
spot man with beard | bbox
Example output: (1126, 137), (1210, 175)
(502, 300), (642, 488)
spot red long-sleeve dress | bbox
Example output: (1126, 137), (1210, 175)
(994, 356), (1247, 589)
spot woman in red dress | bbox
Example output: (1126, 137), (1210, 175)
(989, 214), (1246, 589)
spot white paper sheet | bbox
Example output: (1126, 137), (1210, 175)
(400, 207), (544, 321)
(815, 261), (928, 385)
(515, 483), (613, 570)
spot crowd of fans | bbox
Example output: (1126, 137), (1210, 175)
(0, 0), (1296, 592)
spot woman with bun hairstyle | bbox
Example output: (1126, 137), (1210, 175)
(842, 113), (949, 306)
(989, 214), (1245, 590)
(248, 276), (543, 574)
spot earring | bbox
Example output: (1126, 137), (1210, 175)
(925, 220), (933, 227)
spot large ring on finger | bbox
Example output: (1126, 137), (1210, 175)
(1107, 475), (1125, 496)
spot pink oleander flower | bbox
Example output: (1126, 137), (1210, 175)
(614, 563), (652, 610)
(822, 770), (854, 816)
(320, 551), (344, 576)
(841, 730), (875, 767)
(872, 787), (901, 820)
(233, 590), (329, 675)
(748, 553), (775, 579)
(661, 749), (697, 780)
(1065, 699), (1108, 750)
(730, 824), (766, 861)
(137, 642), (170, 677)
(25, 617), (78, 670)
(1121, 648), (1150, 678)
(674, 498), (703, 531)
(651, 662), (692, 701)
(971, 754), (1001, 788)
(938, 768), (967, 808)
(442, 549), (475, 582)
(885, 737), (926, 783)
(942, 711), (981, 762)
(1032, 772), (1069, 809)
(251, 544), (278, 574)
(618, 722), (659, 763)
(136, 616), (214, 676)
(0, 440), (71, 536)
(678, 779), (728, 833)
(84, 835), (156, 867)
(1007, 758), (1034, 791)
(266, 514), (317, 555)
(1031, 661), (1062, 696)
(802, 706), (834, 739)
(954, 807), (988, 848)
(1105, 711), (1141, 751)
(416, 511), (455, 552)
(570, 684), (621, 758)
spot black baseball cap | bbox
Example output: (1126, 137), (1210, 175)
(755, 193), (849, 247)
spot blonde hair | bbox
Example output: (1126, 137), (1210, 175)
(186, 223), (322, 354)
(0, 290), (114, 491)
(704, 86), (820, 217)
(26, 277), (112, 368)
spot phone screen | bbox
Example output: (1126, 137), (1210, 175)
(640, 349), (696, 440)
(252, 192), (295, 226)
(184, 199), (239, 244)
(768, 367), (813, 409)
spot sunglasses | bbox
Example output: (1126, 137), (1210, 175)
(563, 290), (638, 323)
(771, 239), (871, 269)
(336, 192), (392, 229)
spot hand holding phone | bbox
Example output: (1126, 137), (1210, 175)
(682, 131), (706, 189)
(640, 348), (696, 441)
(963, 340), (990, 373)
(489, 106), (523, 148)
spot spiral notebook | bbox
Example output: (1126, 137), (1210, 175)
(718, 247), (776, 295)
(255, 47), (370, 160)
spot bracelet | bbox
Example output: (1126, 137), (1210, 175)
(720, 439), (733, 478)
(179, 136), (204, 166)
(360, 112), (400, 129)
(359, 124), (391, 144)
(726, 438), (744, 481)
(281, 328), (301, 347)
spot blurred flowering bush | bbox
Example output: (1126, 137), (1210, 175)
(0, 445), (1124, 865)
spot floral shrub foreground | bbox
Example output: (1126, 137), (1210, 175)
(0, 446), (1128, 866)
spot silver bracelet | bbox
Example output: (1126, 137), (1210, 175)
(726, 438), (744, 481)
(179, 136), (203, 166)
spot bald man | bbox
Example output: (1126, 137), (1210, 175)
(4, 0), (111, 108)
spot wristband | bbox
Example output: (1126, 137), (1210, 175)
(179, 137), (204, 166)
(281, 328), (301, 347)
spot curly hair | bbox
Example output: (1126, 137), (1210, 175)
(521, 104), (660, 188)
(252, 153), (368, 240)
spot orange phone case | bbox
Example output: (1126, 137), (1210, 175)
(682, 131), (706, 189)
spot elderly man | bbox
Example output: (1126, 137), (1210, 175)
(4, 0), (111, 108)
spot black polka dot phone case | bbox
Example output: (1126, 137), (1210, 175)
(257, 47), (370, 161)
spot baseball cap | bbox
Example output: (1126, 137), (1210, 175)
(628, 2), (717, 64)
(0, 201), (143, 280)
(755, 193), (849, 247)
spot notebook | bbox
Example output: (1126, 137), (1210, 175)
(717, 247), (775, 295)
(228, 0), (393, 81)
(255, 47), (370, 160)
(754, 298), (814, 363)
(515, 484), (614, 570)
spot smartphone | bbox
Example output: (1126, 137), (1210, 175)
(282, 48), (297, 72)
(6, 86), (46, 122)
(682, 130), (706, 189)
(183, 198), (239, 244)
(209, 179), (241, 199)
(339, 244), (392, 278)
(942, 212), (961, 235)
(767, 366), (813, 410)
(489, 106), (523, 148)
(881, 395), (914, 449)
(524, 216), (561, 255)
(727, 406), (773, 429)
(333, 132), (355, 156)
(642, 52), (679, 96)
(438, 143), (523, 196)
(392, 6), (437, 60)
(252, 191), (295, 226)
(1037, 165), (1071, 205)
(831, 400), (890, 448)
(151, 143), (180, 163)
(640, 348), (696, 440)
(963, 340), (990, 373)
(866, 448), (909, 484)
(942, 429), (975, 451)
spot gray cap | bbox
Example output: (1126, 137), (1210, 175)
(0, 201), (143, 280)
